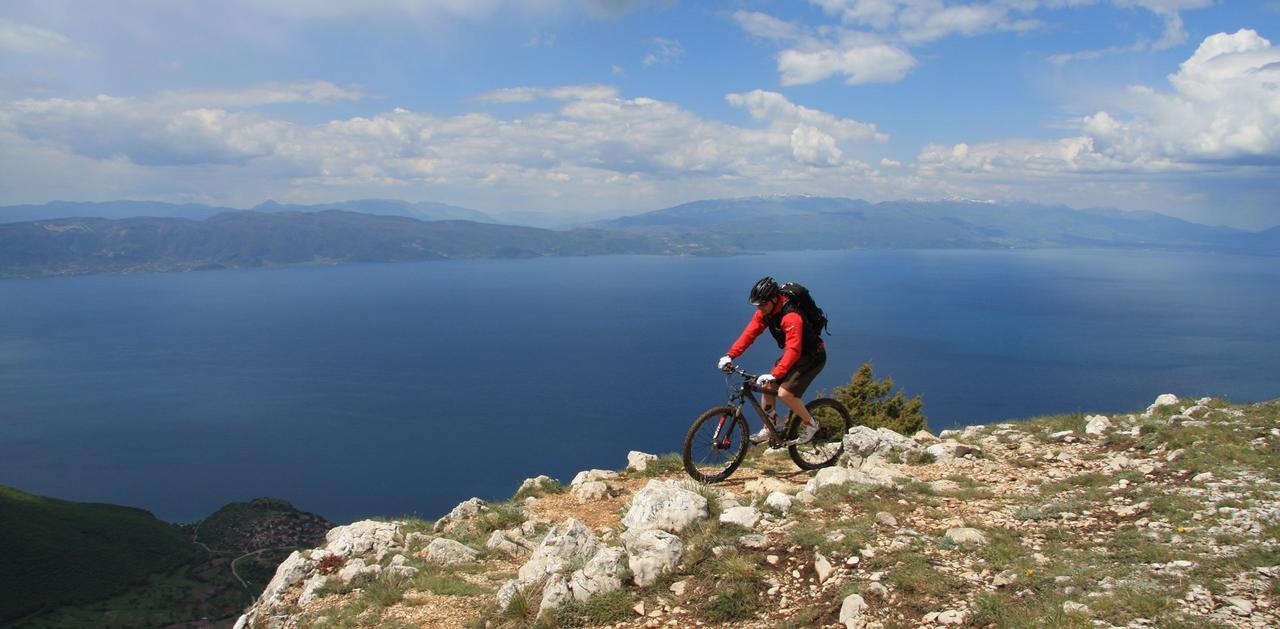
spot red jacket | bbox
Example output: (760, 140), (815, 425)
(726, 296), (815, 379)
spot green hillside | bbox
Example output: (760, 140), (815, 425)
(196, 497), (331, 552)
(0, 486), (200, 622)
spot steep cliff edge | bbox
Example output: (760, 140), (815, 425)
(238, 395), (1280, 628)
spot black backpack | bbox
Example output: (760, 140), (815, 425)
(779, 282), (829, 337)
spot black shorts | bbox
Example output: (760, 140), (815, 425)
(776, 350), (826, 397)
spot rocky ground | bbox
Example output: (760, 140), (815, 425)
(235, 394), (1279, 628)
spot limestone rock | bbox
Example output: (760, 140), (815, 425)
(626, 451), (659, 472)
(433, 498), (488, 532)
(719, 506), (760, 529)
(944, 527), (988, 545)
(486, 529), (533, 559)
(339, 558), (382, 583)
(839, 594), (868, 628)
(572, 480), (612, 502)
(570, 469), (619, 487)
(537, 573), (572, 617)
(569, 546), (628, 602)
(297, 574), (328, 605)
(518, 518), (600, 587)
(258, 550), (313, 606)
(1143, 393), (1179, 416)
(744, 477), (799, 496)
(1084, 415), (1112, 435)
(324, 520), (403, 559)
(937, 609), (968, 624)
(624, 529), (683, 587)
(496, 578), (520, 610)
(517, 475), (557, 496)
(1062, 601), (1091, 615)
(621, 480), (709, 534)
(814, 551), (834, 583)
(912, 430), (939, 444)
(425, 537), (480, 566)
(806, 466), (852, 492)
(925, 441), (982, 462)
(765, 491), (793, 516)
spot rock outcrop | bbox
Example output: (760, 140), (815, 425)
(237, 393), (1280, 629)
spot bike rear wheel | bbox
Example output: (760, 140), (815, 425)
(683, 406), (750, 483)
(787, 398), (852, 470)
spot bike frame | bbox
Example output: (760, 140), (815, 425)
(712, 367), (789, 448)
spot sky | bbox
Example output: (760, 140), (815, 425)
(0, 1), (1277, 228)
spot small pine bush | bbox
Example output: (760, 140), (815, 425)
(830, 362), (928, 434)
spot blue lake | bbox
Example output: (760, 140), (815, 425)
(1, 248), (1277, 523)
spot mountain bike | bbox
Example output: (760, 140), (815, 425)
(682, 364), (852, 483)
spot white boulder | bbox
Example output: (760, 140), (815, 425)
(433, 498), (488, 532)
(425, 537), (479, 566)
(570, 469), (619, 487)
(719, 506), (761, 529)
(839, 594), (868, 628)
(517, 518), (600, 587)
(623, 528), (683, 587)
(572, 480), (612, 503)
(569, 546), (628, 602)
(944, 527), (987, 545)
(1143, 393), (1179, 417)
(537, 573), (572, 617)
(324, 520), (402, 559)
(626, 451), (659, 472)
(765, 491), (793, 516)
(621, 480), (709, 534)
(1084, 415), (1112, 435)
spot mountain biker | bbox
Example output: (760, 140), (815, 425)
(718, 276), (827, 445)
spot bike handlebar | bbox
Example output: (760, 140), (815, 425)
(722, 363), (770, 390)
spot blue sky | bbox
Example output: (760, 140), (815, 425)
(1, 1), (1277, 228)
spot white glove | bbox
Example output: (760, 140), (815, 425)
(756, 373), (777, 388)
(718, 356), (734, 371)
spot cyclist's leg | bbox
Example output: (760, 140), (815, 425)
(778, 351), (827, 426)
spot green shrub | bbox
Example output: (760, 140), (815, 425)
(630, 453), (684, 478)
(512, 478), (564, 502)
(830, 362), (928, 434)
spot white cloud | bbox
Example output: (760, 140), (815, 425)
(730, 11), (803, 41)
(642, 37), (683, 66)
(476, 84), (619, 103)
(725, 89), (888, 144)
(741, 2), (1219, 83)
(916, 30), (1280, 174)
(777, 34), (917, 85)
(1, 83), (892, 205)
(0, 18), (84, 56)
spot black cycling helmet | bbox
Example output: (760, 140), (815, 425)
(748, 276), (780, 305)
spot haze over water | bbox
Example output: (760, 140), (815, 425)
(1, 248), (1277, 523)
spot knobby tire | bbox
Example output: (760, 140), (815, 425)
(786, 397), (852, 470)
(682, 406), (749, 483)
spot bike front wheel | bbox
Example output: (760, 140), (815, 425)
(787, 398), (852, 470)
(683, 406), (750, 483)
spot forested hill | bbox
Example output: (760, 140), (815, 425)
(0, 210), (675, 278)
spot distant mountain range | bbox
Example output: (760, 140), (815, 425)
(0, 210), (672, 278)
(1, 196), (1275, 277)
(0, 198), (497, 224)
(591, 196), (1280, 254)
